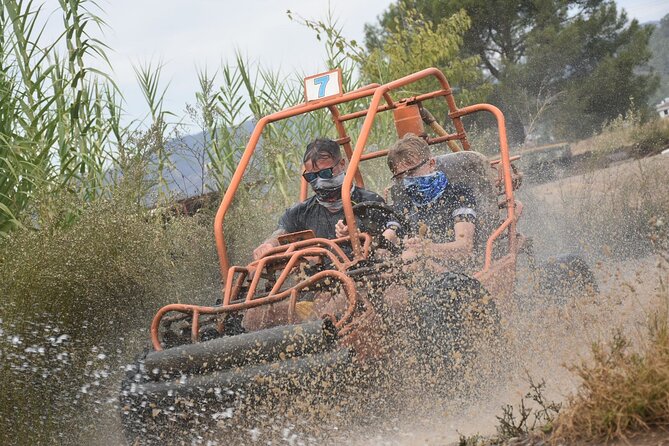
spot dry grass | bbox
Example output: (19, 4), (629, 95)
(551, 300), (669, 443)
(571, 115), (669, 158)
(547, 230), (669, 444)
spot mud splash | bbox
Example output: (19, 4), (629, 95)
(1, 155), (667, 445)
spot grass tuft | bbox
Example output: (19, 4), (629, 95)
(551, 281), (669, 443)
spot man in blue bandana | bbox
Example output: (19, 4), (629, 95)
(385, 133), (477, 265)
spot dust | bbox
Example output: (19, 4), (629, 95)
(3, 154), (666, 445)
(323, 155), (669, 445)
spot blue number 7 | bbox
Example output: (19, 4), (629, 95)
(314, 75), (330, 98)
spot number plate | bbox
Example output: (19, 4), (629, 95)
(304, 69), (343, 102)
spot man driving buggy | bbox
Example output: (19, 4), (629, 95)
(245, 138), (384, 331)
(253, 137), (384, 258)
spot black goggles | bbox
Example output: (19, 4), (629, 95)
(391, 159), (427, 180)
(302, 167), (335, 183)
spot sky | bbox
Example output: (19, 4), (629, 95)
(39, 0), (669, 129)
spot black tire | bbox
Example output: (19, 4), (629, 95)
(538, 254), (598, 304)
(409, 273), (501, 379)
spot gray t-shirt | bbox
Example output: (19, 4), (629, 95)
(278, 188), (384, 239)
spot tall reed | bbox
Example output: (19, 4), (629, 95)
(0, 0), (122, 235)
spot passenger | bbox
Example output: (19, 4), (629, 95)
(335, 133), (477, 266)
(252, 138), (384, 260)
(385, 133), (477, 268)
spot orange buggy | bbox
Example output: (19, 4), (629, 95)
(120, 67), (534, 444)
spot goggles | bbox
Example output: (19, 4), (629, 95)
(391, 159), (428, 181)
(303, 166), (335, 183)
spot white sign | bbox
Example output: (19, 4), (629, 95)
(304, 69), (343, 102)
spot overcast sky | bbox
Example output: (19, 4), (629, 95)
(39, 0), (669, 129)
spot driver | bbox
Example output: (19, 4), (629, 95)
(384, 133), (477, 267)
(253, 138), (384, 257)
(245, 138), (384, 331)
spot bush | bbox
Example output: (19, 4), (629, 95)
(552, 312), (669, 442)
(0, 196), (219, 444)
(630, 118), (669, 157)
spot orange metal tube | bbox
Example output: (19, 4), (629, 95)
(214, 67), (514, 281)
(299, 177), (309, 202)
(191, 310), (199, 343)
(253, 236), (359, 266)
(329, 105), (365, 188)
(222, 235), (370, 309)
(150, 268), (357, 350)
(267, 248), (345, 296)
(360, 150), (389, 161)
(453, 103), (516, 271)
(338, 90), (449, 122)
(357, 132), (461, 162)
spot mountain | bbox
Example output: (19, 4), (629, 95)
(163, 120), (256, 198)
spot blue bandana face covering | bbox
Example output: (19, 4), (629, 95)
(403, 171), (448, 206)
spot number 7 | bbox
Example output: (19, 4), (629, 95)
(314, 75), (330, 98)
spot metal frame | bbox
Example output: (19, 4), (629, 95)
(150, 67), (519, 351)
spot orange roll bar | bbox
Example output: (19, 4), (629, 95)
(214, 67), (515, 282)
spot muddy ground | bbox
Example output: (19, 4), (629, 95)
(88, 154), (669, 445)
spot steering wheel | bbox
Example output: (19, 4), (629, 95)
(352, 201), (409, 253)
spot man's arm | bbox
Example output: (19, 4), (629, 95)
(404, 221), (475, 263)
(253, 206), (301, 260)
(252, 227), (288, 260)
(426, 221), (475, 262)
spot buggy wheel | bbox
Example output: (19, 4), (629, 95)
(410, 273), (501, 380)
(538, 254), (598, 304)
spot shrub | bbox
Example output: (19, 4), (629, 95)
(0, 196), (219, 443)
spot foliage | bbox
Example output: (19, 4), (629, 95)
(0, 1), (398, 237)
(0, 196), (219, 443)
(0, 0), (122, 235)
(496, 378), (561, 439)
(552, 285), (669, 443)
(649, 14), (669, 105)
(526, 5), (659, 139)
(197, 10), (402, 204)
(360, 7), (488, 106)
(294, 6), (488, 109)
(367, 0), (660, 142)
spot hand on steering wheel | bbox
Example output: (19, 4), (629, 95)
(351, 201), (408, 253)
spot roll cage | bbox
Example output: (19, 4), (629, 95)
(214, 67), (517, 280)
(149, 67), (521, 351)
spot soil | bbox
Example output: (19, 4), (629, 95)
(343, 154), (669, 445)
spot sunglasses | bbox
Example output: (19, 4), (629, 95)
(302, 166), (335, 183)
(391, 159), (427, 180)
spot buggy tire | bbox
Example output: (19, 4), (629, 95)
(538, 254), (598, 304)
(410, 272), (501, 378)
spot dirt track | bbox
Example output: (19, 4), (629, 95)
(345, 154), (669, 445)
